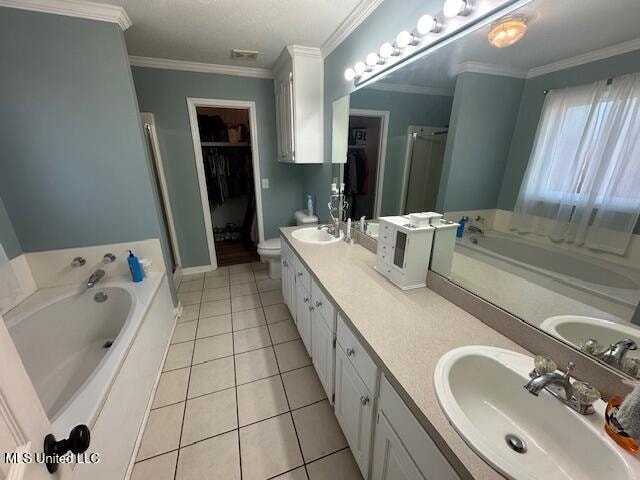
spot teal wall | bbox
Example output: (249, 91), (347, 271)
(0, 8), (175, 301)
(438, 72), (524, 212)
(350, 88), (453, 215)
(132, 67), (305, 268)
(497, 48), (640, 211)
(0, 196), (21, 260)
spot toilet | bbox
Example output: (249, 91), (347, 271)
(257, 210), (318, 279)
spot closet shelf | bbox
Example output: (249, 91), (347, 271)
(201, 142), (249, 147)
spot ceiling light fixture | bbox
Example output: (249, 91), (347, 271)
(443, 0), (471, 18)
(488, 15), (528, 48)
(416, 14), (440, 35)
(344, 68), (356, 81)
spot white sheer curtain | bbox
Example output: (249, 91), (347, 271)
(511, 72), (640, 255)
(0, 241), (22, 312)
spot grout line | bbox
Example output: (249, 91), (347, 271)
(264, 314), (311, 480)
(172, 298), (201, 480)
(231, 307), (243, 480)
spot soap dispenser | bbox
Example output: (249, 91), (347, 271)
(127, 250), (143, 283)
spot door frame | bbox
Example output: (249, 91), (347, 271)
(141, 113), (183, 286)
(186, 98), (265, 271)
(347, 109), (389, 219)
(399, 125), (445, 215)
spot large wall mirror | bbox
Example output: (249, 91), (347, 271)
(332, 0), (640, 379)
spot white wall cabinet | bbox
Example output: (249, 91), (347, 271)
(334, 346), (374, 478)
(273, 46), (323, 164)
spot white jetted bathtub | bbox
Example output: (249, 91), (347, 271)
(456, 231), (640, 308)
(4, 274), (163, 437)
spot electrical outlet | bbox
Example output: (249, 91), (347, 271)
(261, 178), (269, 189)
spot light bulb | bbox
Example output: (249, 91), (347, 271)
(379, 42), (395, 59)
(443, 0), (470, 18)
(354, 62), (367, 75)
(417, 14), (438, 35)
(366, 52), (379, 67)
(344, 68), (356, 81)
(395, 31), (415, 49)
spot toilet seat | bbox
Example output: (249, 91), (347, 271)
(257, 238), (281, 251)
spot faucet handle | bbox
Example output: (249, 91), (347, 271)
(103, 253), (116, 264)
(71, 257), (86, 267)
(533, 355), (557, 375)
(572, 381), (600, 407)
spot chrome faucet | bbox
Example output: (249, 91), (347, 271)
(599, 338), (637, 369)
(524, 360), (598, 415)
(317, 223), (340, 238)
(87, 269), (105, 288)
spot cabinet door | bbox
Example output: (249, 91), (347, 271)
(393, 230), (408, 270)
(334, 347), (374, 478)
(283, 72), (296, 161)
(371, 411), (426, 480)
(295, 282), (312, 355)
(281, 256), (294, 321)
(311, 310), (334, 401)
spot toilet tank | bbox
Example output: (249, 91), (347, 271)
(295, 210), (319, 225)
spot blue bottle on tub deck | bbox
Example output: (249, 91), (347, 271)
(456, 216), (468, 238)
(127, 250), (143, 282)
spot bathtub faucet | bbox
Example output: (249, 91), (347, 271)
(87, 269), (105, 288)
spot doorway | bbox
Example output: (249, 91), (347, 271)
(187, 98), (264, 269)
(342, 109), (389, 220)
(399, 126), (448, 215)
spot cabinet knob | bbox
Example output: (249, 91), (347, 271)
(283, 260), (288, 267)
(315, 300), (322, 308)
(346, 347), (355, 357)
(309, 306), (314, 311)
(360, 396), (370, 406)
(304, 297), (309, 303)
(297, 272), (303, 277)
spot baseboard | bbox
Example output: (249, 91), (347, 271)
(182, 265), (214, 275)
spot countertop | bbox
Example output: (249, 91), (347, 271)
(280, 226), (529, 480)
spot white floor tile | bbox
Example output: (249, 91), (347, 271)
(237, 376), (288, 427)
(181, 388), (237, 446)
(188, 356), (235, 398)
(176, 431), (240, 480)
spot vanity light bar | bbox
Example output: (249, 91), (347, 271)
(344, 0), (477, 83)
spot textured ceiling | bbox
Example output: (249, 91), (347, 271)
(381, 0), (640, 89)
(102, 0), (362, 68)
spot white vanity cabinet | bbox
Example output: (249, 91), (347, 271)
(273, 45), (323, 164)
(281, 242), (296, 320)
(311, 279), (336, 402)
(296, 281), (312, 355)
(335, 315), (378, 478)
(371, 376), (460, 480)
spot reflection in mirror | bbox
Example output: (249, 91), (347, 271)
(334, 0), (640, 377)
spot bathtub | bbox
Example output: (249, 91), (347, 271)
(4, 274), (163, 437)
(456, 231), (640, 308)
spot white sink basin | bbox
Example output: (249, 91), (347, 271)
(541, 315), (640, 360)
(291, 227), (343, 244)
(434, 346), (638, 480)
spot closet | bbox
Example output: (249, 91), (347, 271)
(196, 107), (259, 266)
(344, 115), (382, 220)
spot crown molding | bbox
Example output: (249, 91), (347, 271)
(526, 37), (640, 79)
(129, 56), (274, 79)
(0, 0), (131, 30)
(454, 61), (527, 79)
(321, 0), (384, 58)
(366, 82), (454, 97)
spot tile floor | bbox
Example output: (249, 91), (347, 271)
(131, 262), (363, 480)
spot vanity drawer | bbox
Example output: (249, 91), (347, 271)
(311, 279), (335, 333)
(376, 244), (393, 265)
(337, 314), (378, 394)
(378, 221), (394, 245)
(294, 256), (311, 294)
